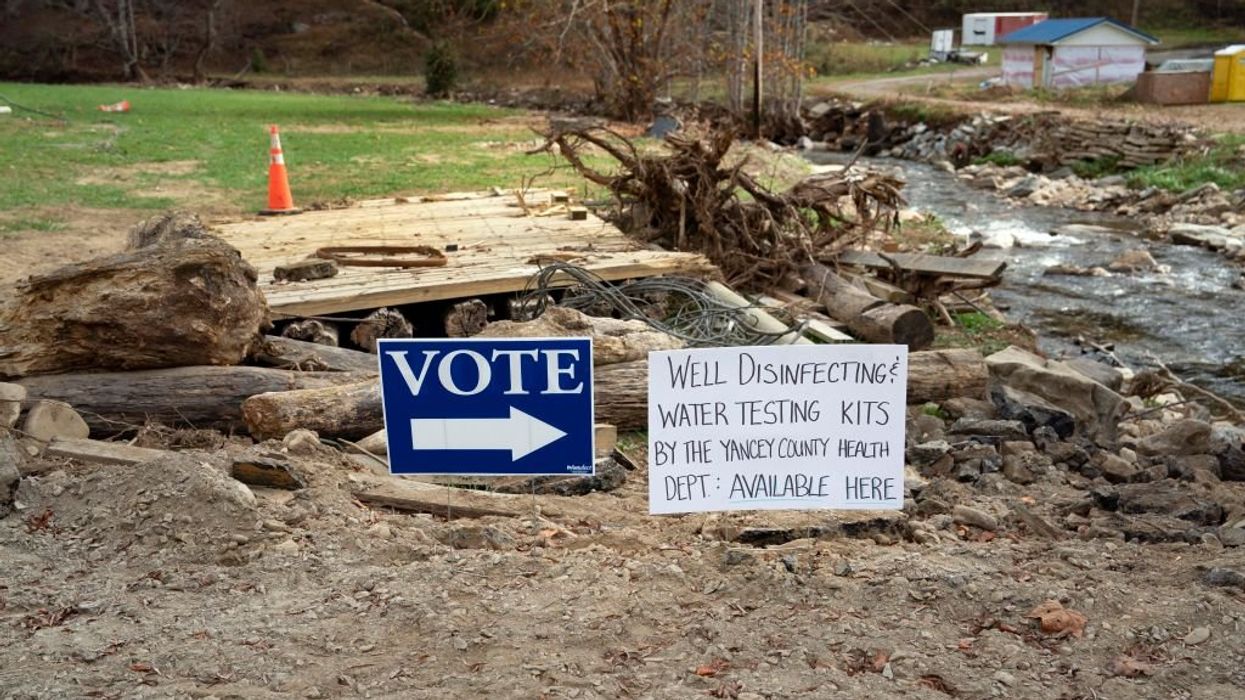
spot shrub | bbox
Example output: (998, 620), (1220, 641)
(974, 151), (1022, 167)
(424, 42), (458, 97)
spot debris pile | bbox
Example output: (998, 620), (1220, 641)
(954, 163), (1245, 262)
(533, 124), (904, 288)
(3, 195), (1245, 697)
(798, 100), (1206, 176)
(793, 101), (1234, 241)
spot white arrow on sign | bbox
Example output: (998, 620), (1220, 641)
(410, 406), (568, 461)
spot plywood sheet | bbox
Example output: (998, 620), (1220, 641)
(215, 191), (715, 316)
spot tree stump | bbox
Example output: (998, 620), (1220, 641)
(350, 308), (413, 352)
(282, 319), (340, 347)
(0, 236), (268, 379)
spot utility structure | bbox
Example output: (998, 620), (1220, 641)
(752, 0), (763, 139)
(999, 17), (1158, 89)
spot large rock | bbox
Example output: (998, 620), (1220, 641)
(986, 346), (1125, 446)
(1117, 483), (1223, 526)
(0, 236), (268, 378)
(1137, 419), (1213, 457)
(990, 384), (1076, 438)
(0, 381), (24, 428)
(0, 436), (20, 518)
(1092, 451), (1139, 484)
(949, 418), (1028, 441)
(1169, 223), (1232, 249)
(1064, 358), (1124, 392)
(1211, 425), (1245, 481)
(1108, 249), (1163, 273)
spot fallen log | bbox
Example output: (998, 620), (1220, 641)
(17, 366), (371, 434)
(250, 336), (379, 373)
(242, 358), (651, 441)
(44, 437), (168, 465)
(803, 263), (934, 350)
(443, 299), (489, 337)
(281, 319), (340, 347)
(351, 307), (412, 352)
(351, 474), (594, 520)
(0, 236), (268, 379)
(476, 306), (683, 365)
(243, 380), (380, 441)
(242, 348), (986, 440)
(595, 360), (647, 429)
(907, 349), (989, 404)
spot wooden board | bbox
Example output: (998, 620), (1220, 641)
(45, 438), (168, 465)
(754, 294), (854, 343)
(350, 473), (592, 520)
(837, 250), (1006, 279)
(215, 190), (716, 316)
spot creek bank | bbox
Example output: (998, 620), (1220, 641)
(794, 99), (1244, 265)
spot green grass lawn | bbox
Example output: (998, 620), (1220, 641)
(805, 40), (1000, 83)
(0, 82), (593, 222)
(1150, 26), (1244, 49)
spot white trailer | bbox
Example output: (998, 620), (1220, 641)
(962, 12), (1048, 46)
(929, 29), (955, 60)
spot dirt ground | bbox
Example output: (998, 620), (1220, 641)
(3, 431), (1244, 700)
(0, 208), (142, 286)
(823, 70), (1245, 135)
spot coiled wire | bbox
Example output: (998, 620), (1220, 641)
(516, 261), (804, 347)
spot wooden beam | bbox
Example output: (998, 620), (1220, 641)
(45, 438), (168, 465)
(252, 336), (380, 373)
(837, 250), (1006, 279)
(754, 294), (855, 343)
(595, 423), (617, 456)
(264, 254), (715, 317)
(706, 282), (811, 345)
(352, 475), (588, 520)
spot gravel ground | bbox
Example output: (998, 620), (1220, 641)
(3, 428), (1244, 700)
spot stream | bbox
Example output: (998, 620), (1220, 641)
(806, 154), (1245, 405)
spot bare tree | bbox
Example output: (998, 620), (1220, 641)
(192, 0), (223, 83)
(497, 0), (708, 121)
(91, 0), (147, 80)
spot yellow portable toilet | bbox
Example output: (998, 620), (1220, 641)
(1211, 45), (1245, 102)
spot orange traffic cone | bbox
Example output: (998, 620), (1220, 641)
(260, 124), (301, 215)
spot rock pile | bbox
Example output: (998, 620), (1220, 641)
(796, 100), (1240, 251)
(906, 345), (1245, 547)
(954, 163), (1245, 261)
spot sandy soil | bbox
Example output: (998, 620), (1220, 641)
(3, 429), (1244, 699)
(0, 208), (143, 286)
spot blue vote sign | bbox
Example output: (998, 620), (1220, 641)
(377, 337), (595, 476)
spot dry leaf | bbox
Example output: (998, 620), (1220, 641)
(694, 659), (730, 677)
(918, 674), (957, 694)
(870, 649), (890, 672)
(1109, 655), (1153, 678)
(1025, 600), (1087, 638)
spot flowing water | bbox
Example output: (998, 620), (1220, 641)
(806, 154), (1245, 404)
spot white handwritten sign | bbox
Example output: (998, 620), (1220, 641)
(647, 344), (907, 514)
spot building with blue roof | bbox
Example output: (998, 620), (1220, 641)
(998, 17), (1160, 89)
